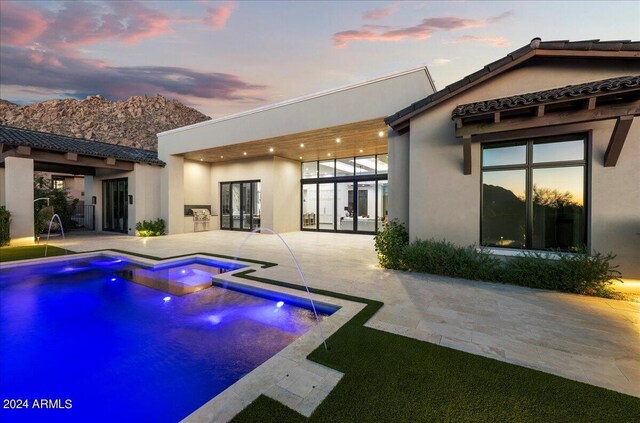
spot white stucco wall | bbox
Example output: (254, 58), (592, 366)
(272, 156), (301, 233)
(0, 167), (5, 207)
(4, 157), (34, 243)
(395, 58), (640, 276)
(387, 129), (410, 231)
(158, 68), (435, 155)
(211, 157), (275, 230)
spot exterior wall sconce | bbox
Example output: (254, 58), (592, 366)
(91, 196), (97, 205)
(128, 195), (133, 205)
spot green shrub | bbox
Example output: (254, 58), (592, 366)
(35, 206), (55, 235)
(0, 206), (11, 246)
(374, 219), (409, 269)
(379, 236), (621, 298)
(403, 239), (501, 281)
(33, 175), (77, 232)
(503, 250), (621, 297)
(135, 218), (166, 237)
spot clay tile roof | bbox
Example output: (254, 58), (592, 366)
(385, 38), (640, 128)
(450, 75), (640, 119)
(0, 125), (165, 166)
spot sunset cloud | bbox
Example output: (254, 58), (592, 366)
(333, 11), (513, 48)
(42, 1), (174, 47)
(203, 2), (236, 29)
(0, 2), (49, 45)
(362, 4), (398, 20)
(0, 46), (266, 101)
(449, 35), (511, 47)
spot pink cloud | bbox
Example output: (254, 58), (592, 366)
(203, 2), (235, 29)
(333, 11), (513, 48)
(0, 45), (267, 101)
(363, 4), (399, 20)
(449, 35), (511, 47)
(45, 1), (173, 47)
(0, 1), (174, 50)
(0, 2), (49, 45)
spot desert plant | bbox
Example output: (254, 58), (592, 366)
(0, 206), (11, 246)
(503, 250), (621, 296)
(34, 174), (76, 233)
(35, 206), (56, 236)
(379, 235), (621, 298)
(374, 219), (409, 269)
(402, 239), (501, 281)
(135, 218), (166, 237)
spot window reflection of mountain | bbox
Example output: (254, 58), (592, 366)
(482, 184), (526, 248)
(483, 184), (584, 251)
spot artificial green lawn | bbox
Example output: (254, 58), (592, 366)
(231, 270), (640, 422)
(0, 245), (69, 262)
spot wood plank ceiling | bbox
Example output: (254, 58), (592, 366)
(182, 118), (388, 163)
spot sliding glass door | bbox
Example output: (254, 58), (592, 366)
(301, 154), (389, 233)
(102, 178), (128, 233)
(220, 181), (261, 231)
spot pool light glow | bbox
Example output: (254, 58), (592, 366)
(276, 301), (284, 308)
(163, 296), (171, 302)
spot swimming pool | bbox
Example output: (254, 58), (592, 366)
(0, 255), (334, 422)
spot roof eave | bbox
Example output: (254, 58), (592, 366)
(386, 47), (639, 131)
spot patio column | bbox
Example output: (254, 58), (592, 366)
(387, 128), (410, 232)
(0, 167), (5, 207)
(4, 156), (34, 244)
(160, 154), (184, 234)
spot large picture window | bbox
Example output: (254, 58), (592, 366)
(481, 136), (587, 252)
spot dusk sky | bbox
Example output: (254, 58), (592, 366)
(1, 0), (638, 118)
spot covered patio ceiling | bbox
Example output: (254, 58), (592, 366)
(182, 118), (388, 163)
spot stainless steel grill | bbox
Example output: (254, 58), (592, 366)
(190, 208), (211, 232)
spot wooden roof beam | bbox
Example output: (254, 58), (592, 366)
(604, 115), (634, 167)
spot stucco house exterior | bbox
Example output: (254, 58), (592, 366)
(0, 126), (164, 242)
(386, 38), (639, 277)
(157, 67), (436, 235)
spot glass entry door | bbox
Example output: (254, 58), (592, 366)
(220, 180), (260, 231)
(102, 178), (128, 233)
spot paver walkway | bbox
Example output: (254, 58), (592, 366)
(50, 230), (640, 397)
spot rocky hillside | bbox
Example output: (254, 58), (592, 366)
(0, 95), (210, 151)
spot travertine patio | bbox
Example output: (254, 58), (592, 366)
(51, 231), (640, 399)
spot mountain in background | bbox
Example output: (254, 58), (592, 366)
(0, 94), (211, 151)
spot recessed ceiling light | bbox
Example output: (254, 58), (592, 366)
(336, 138), (341, 143)
(359, 149), (363, 153)
(200, 158), (203, 161)
(378, 131), (385, 137)
(299, 156), (302, 159)
(300, 143), (304, 148)
(327, 153), (331, 156)
(220, 155), (224, 159)
(243, 152), (247, 156)
(269, 147), (274, 152)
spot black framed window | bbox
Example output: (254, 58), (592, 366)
(220, 180), (261, 231)
(301, 154), (388, 234)
(481, 135), (587, 252)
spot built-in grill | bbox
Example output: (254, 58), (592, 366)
(190, 208), (211, 232)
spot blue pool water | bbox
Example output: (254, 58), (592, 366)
(0, 256), (330, 422)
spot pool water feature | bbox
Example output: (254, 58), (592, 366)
(0, 255), (335, 422)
